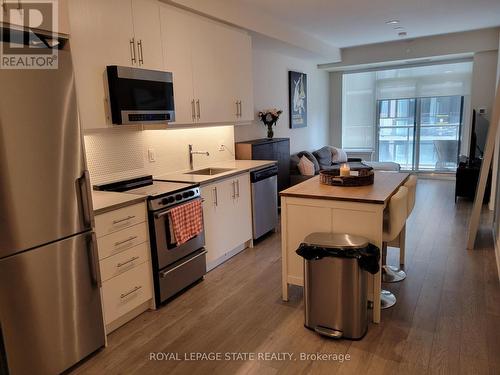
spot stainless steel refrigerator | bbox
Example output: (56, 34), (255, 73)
(0, 28), (105, 374)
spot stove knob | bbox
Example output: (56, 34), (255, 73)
(167, 196), (175, 204)
(161, 197), (169, 205)
(175, 194), (183, 201)
(188, 190), (195, 197)
(182, 192), (189, 198)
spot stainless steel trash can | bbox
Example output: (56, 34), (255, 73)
(296, 232), (380, 340)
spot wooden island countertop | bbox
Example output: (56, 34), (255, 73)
(280, 171), (410, 205)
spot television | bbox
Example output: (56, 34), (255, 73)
(469, 109), (489, 160)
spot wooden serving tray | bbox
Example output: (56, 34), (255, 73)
(319, 162), (374, 186)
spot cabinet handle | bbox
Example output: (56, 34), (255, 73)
(120, 285), (142, 299)
(138, 39), (144, 65)
(129, 38), (136, 65)
(236, 180), (240, 198)
(191, 100), (196, 121)
(114, 235), (138, 247)
(196, 99), (201, 120)
(231, 181), (236, 199)
(117, 256), (140, 268)
(112, 215), (135, 224)
(213, 187), (218, 207)
(239, 101), (242, 117)
(235, 101), (239, 117)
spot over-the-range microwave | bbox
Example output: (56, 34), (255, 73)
(106, 65), (175, 125)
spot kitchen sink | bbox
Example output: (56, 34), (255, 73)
(184, 167), (235, 176)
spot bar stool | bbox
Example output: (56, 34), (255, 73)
(381, 185), (408, 309)
(383, 175), (417, 282)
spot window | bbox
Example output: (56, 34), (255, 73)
(341, 61), (473, 170)
(377, 96), (463, 171)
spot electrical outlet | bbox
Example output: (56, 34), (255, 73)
(218, 144), (225, 152)
(148, 148), (156, 162)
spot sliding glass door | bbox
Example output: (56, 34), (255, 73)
(377, 95), (463, 171)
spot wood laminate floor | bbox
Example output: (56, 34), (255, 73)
(71, 179), (500, 375)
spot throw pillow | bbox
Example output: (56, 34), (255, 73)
(313, 146), (333, 168)
(297, 156), (315, 176)
(297, 151), (320, 173)
(332, 147), (348, 163)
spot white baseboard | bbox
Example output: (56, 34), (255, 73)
(206, 240), (251, 272)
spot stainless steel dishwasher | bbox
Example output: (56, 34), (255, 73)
(250, 165), (279, 239)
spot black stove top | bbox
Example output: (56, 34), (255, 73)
(94, 175), (201, 210)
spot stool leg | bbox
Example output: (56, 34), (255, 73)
(382, 238), (407, 283)
(381, 289), (397, 309)
(399, 224), (406, 266)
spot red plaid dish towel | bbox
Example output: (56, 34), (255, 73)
(168, 199), (203, 245)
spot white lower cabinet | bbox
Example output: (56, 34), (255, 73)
(101, 262), (153, 325)
(201, 173), (252, 270)
(95, 201), (154, 333)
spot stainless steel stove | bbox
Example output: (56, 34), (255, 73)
(94, 175), (206, 306)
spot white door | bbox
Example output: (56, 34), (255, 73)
(231, 173), (253, 247)
(190, 17), (232, 124)
(68, 0), (135, 129)
(221, 28), (254, 123)
(201, 181), (229, 265)
(131, 0), (163, 70)
(160, 4), (195, 124)
(234, 33), (254, 122)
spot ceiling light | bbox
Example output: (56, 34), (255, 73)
(385, 19), (400, 25)
(393, 26), (404, 30)
(398, 31), (407, 37)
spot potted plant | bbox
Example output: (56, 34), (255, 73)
(258, 108), (283, 139)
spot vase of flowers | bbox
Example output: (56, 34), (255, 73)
(258, 108), (283, 139)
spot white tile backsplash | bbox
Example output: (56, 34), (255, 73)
(84, 125), (235, 184)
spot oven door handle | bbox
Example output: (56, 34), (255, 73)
(154, 197), (202, 219)
(159, 249), (207, 278)
(155, 210), (171, 219)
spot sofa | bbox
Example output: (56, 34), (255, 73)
(290, 146), (400, 186)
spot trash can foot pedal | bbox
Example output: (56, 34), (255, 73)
(314, 326), (343, 339)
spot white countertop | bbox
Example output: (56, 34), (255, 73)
(92, 190), (146, 215)
(154, 159), (277, 185)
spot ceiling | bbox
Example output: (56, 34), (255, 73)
(237, 0), (500, 48)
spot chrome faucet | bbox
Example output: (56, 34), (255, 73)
(189, 144), (210, 170)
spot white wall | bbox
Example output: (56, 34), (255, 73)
(84, 126), (235, 184)
(471, 51), (499, 122)
(234, 47), (330, 154)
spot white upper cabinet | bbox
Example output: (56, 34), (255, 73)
(215, 25), (254, 123)
(69, 0), (135, 129)
(69, 0), (163, 129)
(159, 3), (254, 125)
(69, 0), (254, 129)
(160, 5), (195, 124)
(131, 0), (163, 70)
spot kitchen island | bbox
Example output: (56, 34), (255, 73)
(280, 171), (409, 323)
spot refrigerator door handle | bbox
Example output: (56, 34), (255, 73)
(88, 232), (102, 287)
(78, 170), (95, 229)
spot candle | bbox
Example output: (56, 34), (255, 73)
(340, 163), (350, 177)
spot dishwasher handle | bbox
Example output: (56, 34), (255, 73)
(250, 165), (278, 183)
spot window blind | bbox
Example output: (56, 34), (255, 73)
(341, 62), (473, 150)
